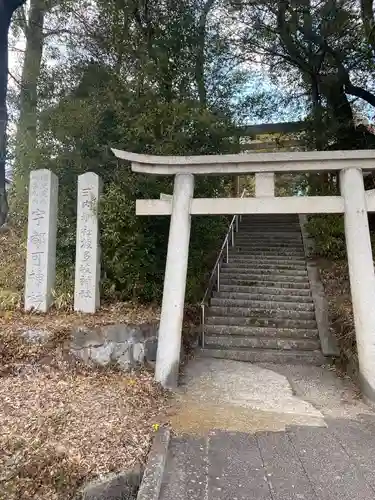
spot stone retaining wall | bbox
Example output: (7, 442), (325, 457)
(70, 322), (159, 370)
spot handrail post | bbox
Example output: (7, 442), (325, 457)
(200, 188), (246, 327)
(217, 262), (220, 291)
(201, 304), (205, 348)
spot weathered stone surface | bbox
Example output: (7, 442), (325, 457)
(112, 342), (132, 370)
(74, 172), (102, 314)
(133, 342), (145, 363)
(144, 337), (158, 362)
(89, 342), (113, 366)
(79, 467), (142, 500)
(20, 328), (52, 344)
(24, 169), (58, 312)
(70, 322), (159, 370)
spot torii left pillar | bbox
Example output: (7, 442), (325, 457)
(155, 173), (195, 388)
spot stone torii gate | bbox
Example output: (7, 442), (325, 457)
(112, 148), (375, 403)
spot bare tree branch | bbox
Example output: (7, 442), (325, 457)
(8, 45), (26, 53)
(277, 0), (311, 74)
(345, 81), (375, 107)
(8, 69), (22, 87)
(12, 3), (28, 35)
(42, 27), (81, 39)
(361, 0), (375, 56)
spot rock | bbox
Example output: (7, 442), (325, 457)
(144, 337), (158, 362)
(20, 329), (52, 344)
(70, 322), (160, 371)
(89, 341), (114, 366)
(133, 342), (145, 363)
(79, 467), (142, 500)
(71, 327), (104, 348)
(112, 342), (132, 370)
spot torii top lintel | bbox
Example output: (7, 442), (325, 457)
(111, 148), (375, 175)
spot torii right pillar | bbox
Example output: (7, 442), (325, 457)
(341, 167), (375, 403)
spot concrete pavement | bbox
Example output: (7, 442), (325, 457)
(156, 359), (375, 499)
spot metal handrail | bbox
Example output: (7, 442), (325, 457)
(200, 188), (247, 347)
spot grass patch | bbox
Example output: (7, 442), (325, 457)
(0, 226), (26, 296)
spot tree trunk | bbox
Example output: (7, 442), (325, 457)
(0, 0), (27, 226)
(195, 0), (216, 107)
(361, 0), (375, 57)
(13, 0), (46, 207)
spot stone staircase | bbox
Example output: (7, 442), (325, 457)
(199, 214), (325, 364)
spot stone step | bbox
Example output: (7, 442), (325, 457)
(220, 274), (309, 283)
(208, 306), (315, 320)
(218, 284), (312, 294)
(240, 219), (300, 223)
(206, 315), (317, 329)
(240, 221), (301, 224)
(228, 255), (306, 263)
(236, 230), (302, 236)
(235, 239), (303, 246)
(210, 298), (314, 311)
(235, 240), (304, 247)
(231, 250), (306, 257)
(213, 291), (313, 302)
(219, 279), (310, 289)
(204, 334), (321, 351)
(238, 230), (302, 235)
(198, 347), (326, 365)
(234, 241), (303, 248)
(241, 214), (299, 221)
(239, 228), (302, 232)
(238, 222), (300, 226)
(228, 252), (307, 259)
(234, 243), (304, 250)
(237, 231), (302, 237)
(223, 261), (307, 271)
(204, 324), (319, 339)
(234, 249), (306, 257)
(239, 217), (300, 227)
(238, 219), (301, 230)
(232, 253), (306, 259)
(234, 246), (305, 253)
(238, 231), (302, 236)
(220, 267), (308, 277)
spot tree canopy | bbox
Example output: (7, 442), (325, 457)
(3, 0), (375, 301)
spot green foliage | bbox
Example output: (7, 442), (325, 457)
(306, 215), (346, 259)
(7, 0), (258, 305)
(36, 62), (235, 304)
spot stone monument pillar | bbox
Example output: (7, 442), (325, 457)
(25, 169), (58, 312)
(74, 172), (101, 313)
